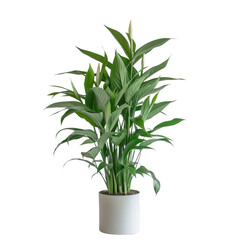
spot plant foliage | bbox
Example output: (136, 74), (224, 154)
(46, 21), (184, 195)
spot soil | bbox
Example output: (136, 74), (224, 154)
(100, 190), (139, 196)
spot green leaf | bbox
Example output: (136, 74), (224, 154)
(63, 158), (97, 168)
(91, 87), (110, 112)
(126, 164), (136, 177)
(69, 106), (103, 129)
(139, 138), (172, 147)
(159, 77), (185, 81)
(110, 52), (129, 91)
(135, 166), (160, 194)
(142, 58), (170, 79)
(133, 38), (170, 64)
(115, 81), (130, 106)
(141, 96), (150, 121)
(46, 101), (86, 109)
(60, 109), (75, 124)
(105, 25), (131, 58)
(76, 47), (112, 69)
(82, 147), (100, 159)
(56, 70), (87, 76)
(125, 74), (148, 103)
(147, 101), (174, 120)
(136, 165), (150, 176)
(134, 116), (145, 130)
(151, 118), (185, 133)
(84, 65), (94, 93)
(111, 130), (127, 145)
(71, 81), (82, 101)
(98, 132), (115, 149)
(81, 139), (95, 145)
(149, 171), (160, 194)
(122, 138), (144, 161)
(107, 103), (129, 131)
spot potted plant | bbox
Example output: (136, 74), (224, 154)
(46, 21), (184, 235)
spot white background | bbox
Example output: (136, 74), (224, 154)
(0, 0), (239, 239)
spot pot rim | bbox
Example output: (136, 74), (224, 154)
(99, 189), (140, 196)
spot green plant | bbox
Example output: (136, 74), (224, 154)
(46, 21), (184, 195)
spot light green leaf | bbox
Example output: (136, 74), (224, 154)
(82, 147), (100, 159)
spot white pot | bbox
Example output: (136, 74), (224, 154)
(99, 190), (140, 235)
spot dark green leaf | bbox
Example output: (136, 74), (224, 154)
(76, 47), (112, 69)
(147, 101), (174, 120)
(111, 130), (127, 145)
(110, 52), (129, 91)
(107, 103), (129, 131)
(151, 118), (185, 133)
(98, 132), (115, 149)
(105, 25), (131, 58)
(84, 65), (94, 93)
(122, 138), (144, 161)
(133, 38), (170, 64)
(142, 58), (170, 79)
(56, 70), (87, 76)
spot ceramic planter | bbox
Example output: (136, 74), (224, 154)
(99, 190), (140, 235)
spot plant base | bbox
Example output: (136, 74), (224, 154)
(99, 190), (140, 235)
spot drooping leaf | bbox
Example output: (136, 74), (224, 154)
(82, 147), (100, 159)
(81, 139), (95, 145)
(63, 158), (97, 168)
(132, 38), (170, 64)
(46, 101), (87, 109)
(76, 47), (112, 69)
(105, 26), (131, 58)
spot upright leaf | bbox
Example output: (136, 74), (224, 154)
(84, 65), (94, 93)
(107, 103), (129, 131)
(110, 52), (129, 91)
(105, 26), (131, 58)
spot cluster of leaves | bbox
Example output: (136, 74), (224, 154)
(46, 22), (184, 195)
